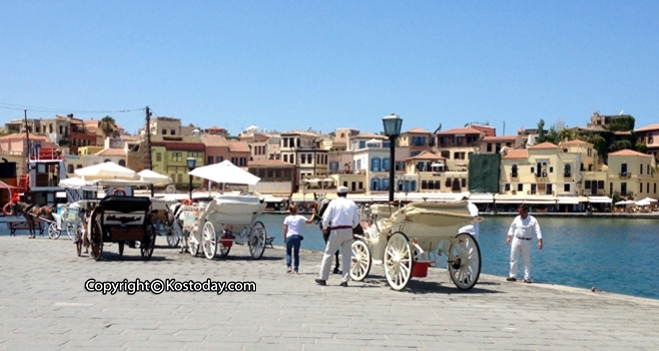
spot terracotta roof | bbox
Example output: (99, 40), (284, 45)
(482, 135), (517, 141)
(0, 133), (51, 142)
(504, 149), (528, 159)
(529, 142), (558, 149)
(635, 124), (659, 133)
(407, 150), (445, 161)
(95, 148), (126, 156)
(614, 131), (632, 135)
(228, 140), (250, 152)
(436, 127), (484, 135)
(608, 149), (652, 157)
(248, 159), (295, 167)
(201, 135), (229, 147)
(151, 141), (205, 151)
(560, 139), (593, 147)
(404, 127), (432, 134)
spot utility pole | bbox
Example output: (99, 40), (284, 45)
(144, 106), (153, 170)
(23, 109), (30, 171)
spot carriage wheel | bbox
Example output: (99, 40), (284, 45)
(66, 223), (77, 241)
(166, 225), (180, 248)
(218, 231), (231, 257)
(140, 226), (156, 261)
(90, 215), (103, 261)
(350, 238), (372, 282)
(48, 223), (60, 240)
(118, 241), (125, 257)
(248, 221), (266, 260)
(384, 232), (413, 291)
(202, 222), (217, 260)
(448, 233), (481, 290)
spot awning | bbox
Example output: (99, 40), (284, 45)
(556, 197), (579, 205)
(468, 193), (494, 204)
(495, 194), (557, 205)
(262, 196), (286, 203)
(588, 196), (612, 204)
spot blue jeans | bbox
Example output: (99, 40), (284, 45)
(286, 236), (301, 270)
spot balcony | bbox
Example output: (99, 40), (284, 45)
(619, 172), (631, 179)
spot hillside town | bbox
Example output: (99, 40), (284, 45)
(1, 110), (658, 213)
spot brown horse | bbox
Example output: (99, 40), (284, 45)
(12, 202), (55, 239)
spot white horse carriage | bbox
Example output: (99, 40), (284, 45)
(350, 200), (482, 291)
(178, 161), (269, 260)
(50, 201), (86, 240)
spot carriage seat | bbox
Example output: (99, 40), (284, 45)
(100, 196), (152, 213)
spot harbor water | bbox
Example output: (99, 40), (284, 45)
(259, 213), (659, 300)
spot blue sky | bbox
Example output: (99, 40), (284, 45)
(1, 1), (658, 136)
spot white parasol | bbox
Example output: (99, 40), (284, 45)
(137, 169), (173, 186)
(188, 160), (261, 186)
(74, 162), (139, 181)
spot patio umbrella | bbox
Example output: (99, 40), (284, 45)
(636, 200), (652, 207)
(75, 162), (139, 181)
(188, 160), (261, 185)
(639, 197), (658, 203)
(614, 200), (634, 206)
(137, 169), (172, 186)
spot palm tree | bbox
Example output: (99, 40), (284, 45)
(100, 116), (117, 138)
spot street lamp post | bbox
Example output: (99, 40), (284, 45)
(186, 157), (196, 200)
(382, 113), (403, 202)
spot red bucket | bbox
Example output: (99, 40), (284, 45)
(220, 236), (233, 248)
(412, 261), (430, 278)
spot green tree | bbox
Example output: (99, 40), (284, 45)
(634, 143), (648, 154)
(99, 116), (117, 138)
(545, 125), (560, 145)
(536, 119), (546, 143)
(587, 134), (607, 160)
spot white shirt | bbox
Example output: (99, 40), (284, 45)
(458, 201), (480, 239)
(283, 215), (306, 237)
(507, 215), (542, 239)
(321, 197), (360, 230)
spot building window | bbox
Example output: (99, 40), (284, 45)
(564, 164), (572, 177)
(156, 153), (162, 162)
(67, 165), (74, 173)
(118, 160), (126, 166)
(207, 156), (213, 164)
(511, 164), (518, 178)
(621, 182), (627, 195)
(621, 163), (628, 176)
(231, 157), (238, 165)
(461, 178), (466, 187)
(640, 164), (643, 175)
(240, 158), (246, 166)
(162, 129), (167, 135)
(564, 183), (570, 192)
(283, 154), (288, 163)
(300, 154), (306, 164)
(171, 129), (176, 135)
(486, 143), (492, 152)
(517, 183), (523, 191)
(531, 184), (537, 194)
(371, 158), (381, 172)
(172, 152), (182, 162)
(216, 156), (223, 163)
(504, 183), (510, 191)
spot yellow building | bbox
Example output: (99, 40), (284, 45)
(606, 149), (657, 200)
(151, 141), (204, 186)
(435, 127), (482, 171)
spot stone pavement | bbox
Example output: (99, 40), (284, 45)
(1, 235), (658, 351)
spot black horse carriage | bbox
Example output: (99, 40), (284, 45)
(85, 181), (157, 261)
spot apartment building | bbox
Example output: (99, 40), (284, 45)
(607, 149), (657, 200)
(435, 127), (483, 171)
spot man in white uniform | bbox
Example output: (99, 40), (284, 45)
(458, 200), (480, 241)
(506, 204), (543, 283)
(315, 186), (360, 287)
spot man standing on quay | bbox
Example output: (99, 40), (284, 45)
(316, 186), (360, 287)
(506, 204), (543, 283)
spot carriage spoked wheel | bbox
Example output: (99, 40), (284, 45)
(66, 223), (77, 241)
(218, 229), (231, 257)
(384, 232), (413, 291)
(248, 221), (266, 260)
(90, 209), (104, 261)
(447, 233), (481, 290)
(350, 238), (372, 282)
(188, 232), (200, 257)
(166, 224), (181, 248)
(140, 225), (156, 261)
(202, 222), (217, 260)
(48, 223), (61, 240)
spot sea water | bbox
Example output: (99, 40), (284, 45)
(260, 214), (659, 300)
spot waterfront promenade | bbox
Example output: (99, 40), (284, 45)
(1, 235), (658, 350)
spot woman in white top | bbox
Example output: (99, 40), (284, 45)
(283, 205), (316, 273)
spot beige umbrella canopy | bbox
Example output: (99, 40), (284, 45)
(74, 162), (139, 181)
(137, 169), (173, 186)
(189, 160), (261, 186)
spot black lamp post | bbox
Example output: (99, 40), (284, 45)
(382, 113), (403, 202)
(186, 157), (196, 200)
